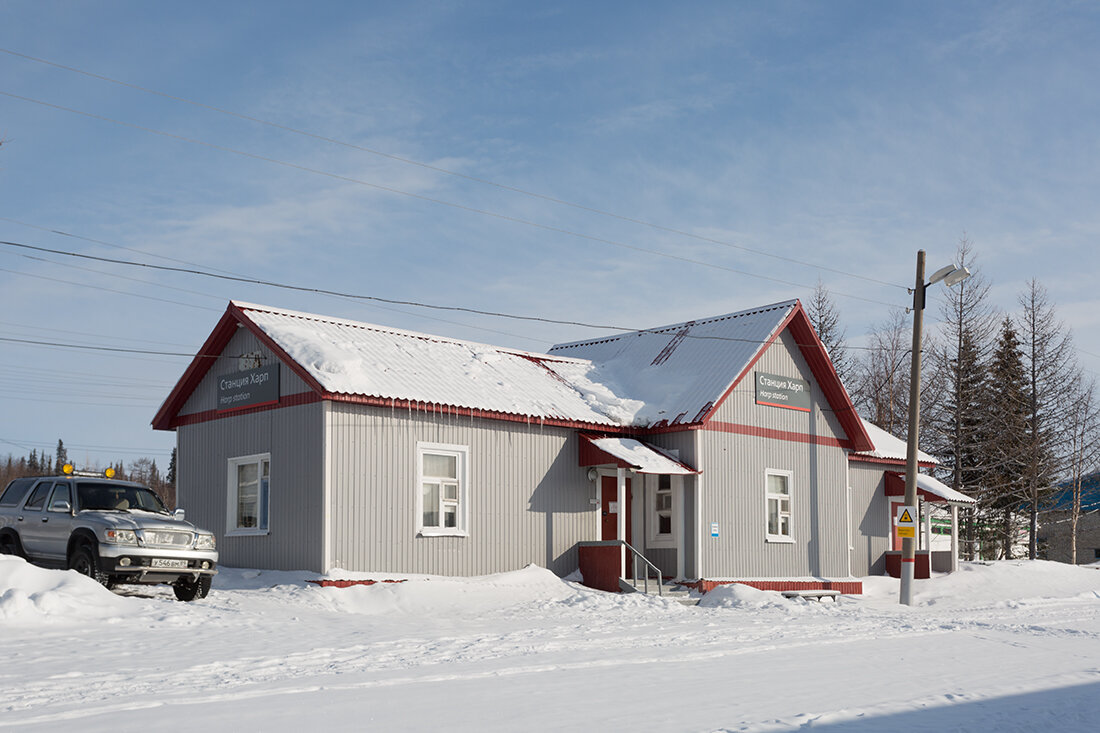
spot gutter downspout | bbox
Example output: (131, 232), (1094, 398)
(694, 429), (704, 581)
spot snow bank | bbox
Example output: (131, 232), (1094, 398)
(305, 565), (579, 617)
(697, 582), (786, 609)
(915, 560), (1100, 607)
(0, 556), (133, 625)
(859, 559), (1100, 609)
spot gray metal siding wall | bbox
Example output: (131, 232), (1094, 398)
(848, 461), (890, 575)
(643, 431), (698, 577)
(699, 331), (851, 579)
(325, 403), (595, 577)
(177, 402), (324, 572)
(175, 328), (324, 572)
(179, 328), (312, 417)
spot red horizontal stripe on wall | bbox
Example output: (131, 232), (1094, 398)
(704, 420), (853, 449)
(172, 391), (321, 427)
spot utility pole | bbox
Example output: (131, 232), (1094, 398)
(900, 250), (925, 606)
(900, 250), (970, 605)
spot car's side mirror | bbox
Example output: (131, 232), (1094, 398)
(174, 508), (186, 521)
(50, 500), (72, 514)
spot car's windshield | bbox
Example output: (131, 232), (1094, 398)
(76, 482), (167, 513)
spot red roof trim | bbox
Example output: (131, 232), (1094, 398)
(152, 308), (241, 431)
(578, 432), (634, 470)
(884, 471), (952, 503)
(705, 420), (853, 450)
(696, 302), (873, 452)
(170, 391), (321, 428)
(153, 302), (327, 431)
(785, 304), (873, 452)
(230, 303), (328, 396)
(577, 433), (700, 474)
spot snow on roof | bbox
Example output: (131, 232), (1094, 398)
(547, 301), (797, 427)
(585, 437), (698, 475)
(235, 302), (643, 426)
(916, 473), (977, 504)
(852, 417), (938, 464)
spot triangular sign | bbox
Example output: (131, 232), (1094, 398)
(899, 509), (914, 523)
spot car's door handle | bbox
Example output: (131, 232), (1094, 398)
(16, 516), (23, 521)
(41, 517), (49, 522)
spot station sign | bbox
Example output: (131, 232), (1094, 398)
(755, 372), (812, 412)
(217, 364), (280, 412)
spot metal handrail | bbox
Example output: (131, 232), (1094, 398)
(621, 540), (663, 596)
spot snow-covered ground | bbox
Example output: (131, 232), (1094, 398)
(2, 558), (1099, 732)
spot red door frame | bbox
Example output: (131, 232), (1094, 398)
(600, 475), (633, 544)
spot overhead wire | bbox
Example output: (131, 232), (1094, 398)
(0, 238), (909, 351)
(0, 218), (564, 347)
(0, 90), (903, 309)
(0, 47), (906, 291)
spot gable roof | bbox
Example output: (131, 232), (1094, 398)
(154, 300), (873, 452)
(549, 300), (872, 450)
(849, 417), (938, 466)
(153, 301), (641, 431)
(884, 471), (976, 505)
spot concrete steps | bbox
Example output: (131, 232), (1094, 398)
(619, 577), (700, 606)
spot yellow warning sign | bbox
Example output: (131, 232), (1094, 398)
(899, 508), (914, 524)
(897, 526), (916, 538)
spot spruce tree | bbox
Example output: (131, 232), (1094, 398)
(54, 439), (68, 474)
(981, 318), (1030, 558)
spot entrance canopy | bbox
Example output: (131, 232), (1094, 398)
(579, 434), (699, 475)
(885, 472), (976, 505)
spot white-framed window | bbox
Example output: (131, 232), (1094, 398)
(765, 469), (793, 542)
(647, 474), (680, 547)
(417, 442), (468, 537)
(227, 454), (270, 535)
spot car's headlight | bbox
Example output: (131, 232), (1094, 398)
(104, 529), (138, 545)
(194, 534), (216, 551)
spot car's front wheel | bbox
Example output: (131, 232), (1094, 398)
(0, 531), (25, 558)
(173, 575), (211, 602)
(69, 545), (113, 588)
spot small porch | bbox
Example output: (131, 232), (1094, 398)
(883, 471), (977, 579)
(575, 434), (698, 592)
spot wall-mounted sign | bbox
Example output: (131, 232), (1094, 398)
(711, 522), (720, 538)
(895, 505), (918, 539)
(755, 372), (811, 412)
(217, 364), (279, 412)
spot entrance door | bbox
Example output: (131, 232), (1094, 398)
(600, 475), (632, 543)
(891, 500), (907, 551)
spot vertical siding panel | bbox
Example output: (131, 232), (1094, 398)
(694, 330), (851, 580)
(323, 402), (596, 577)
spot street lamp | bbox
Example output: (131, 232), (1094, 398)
(900, 250), (970, 606)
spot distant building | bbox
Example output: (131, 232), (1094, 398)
(1038, 472), (1100, 564)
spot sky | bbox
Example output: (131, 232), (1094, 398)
(2, 1), (1100, 470)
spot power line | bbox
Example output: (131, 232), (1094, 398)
(3, 238), (908, 353)
(0, 47), (906, 291)
(0, 238), (652, 331)
(0, 219), (551, 346)
(0, 263), (221, 312)
(0, 90), (903, 309)
(0, 334), (195, 357)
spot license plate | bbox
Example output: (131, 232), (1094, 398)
(151, 558), (188, 569)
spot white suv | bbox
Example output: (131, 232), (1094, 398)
(0, 471), (218, 601)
